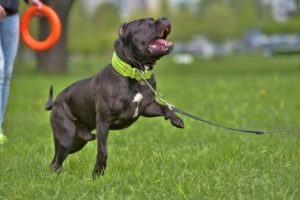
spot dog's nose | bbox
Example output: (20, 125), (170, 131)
(157, 16), (170, 27)
(158, 16), (168, 22)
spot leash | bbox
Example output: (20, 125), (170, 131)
(137, 70), (300, 135)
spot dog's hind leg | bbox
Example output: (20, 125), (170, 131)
(51, 141), (70, 172)
(50, 109), (76, 173)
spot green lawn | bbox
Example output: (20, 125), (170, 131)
(1, 54), (300, 199)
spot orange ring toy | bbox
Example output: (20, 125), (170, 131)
(20, 5), (61, 51)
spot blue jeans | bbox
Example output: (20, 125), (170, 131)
(0, 14), (19, 131)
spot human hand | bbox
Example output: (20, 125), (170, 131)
(0, 5), (6, 20)
(28, 0), (43, 9)
(28, 0), (43, 17)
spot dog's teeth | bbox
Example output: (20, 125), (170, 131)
(165, 41), (172, 46)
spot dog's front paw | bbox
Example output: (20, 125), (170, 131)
(170, 116), (184, 128)
(50, 162), (62, 174)
(92, 163), (106, 179)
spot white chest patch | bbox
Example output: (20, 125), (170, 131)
(133, 93), (143, 103)
(132, 93), (143, 117)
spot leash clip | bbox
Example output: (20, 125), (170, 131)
(168, 104), (175, 111)
(157, 95), (175, 111)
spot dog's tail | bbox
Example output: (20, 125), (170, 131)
(45, 85), (53, 111)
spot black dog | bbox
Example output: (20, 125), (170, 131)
(45, 17), (184, 178)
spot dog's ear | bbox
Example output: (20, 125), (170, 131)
(118, 23), (128, 39)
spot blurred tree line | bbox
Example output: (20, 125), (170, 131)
(21, 0), (300, 73)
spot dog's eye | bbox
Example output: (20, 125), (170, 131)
(139, 22), (147, 29)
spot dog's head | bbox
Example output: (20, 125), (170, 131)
(114, 17), (173, 70)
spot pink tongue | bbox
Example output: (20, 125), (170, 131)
(153, 38), (168, 45)
(148, 38), (173, 52)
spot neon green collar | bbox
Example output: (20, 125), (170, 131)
(111, 52), (153, 81)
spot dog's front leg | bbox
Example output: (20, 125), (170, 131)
(142, 102), (184, 128)
(93, 120), (109, 179)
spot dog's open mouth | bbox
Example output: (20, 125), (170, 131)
(147, 27), (173, 54)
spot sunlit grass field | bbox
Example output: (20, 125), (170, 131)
(1, 54), (300, 199)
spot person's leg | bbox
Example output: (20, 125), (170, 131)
(0, 20), (5, 144)
(0, 14), (20, 144)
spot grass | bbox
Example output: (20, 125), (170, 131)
(1, 53), (300, 199)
